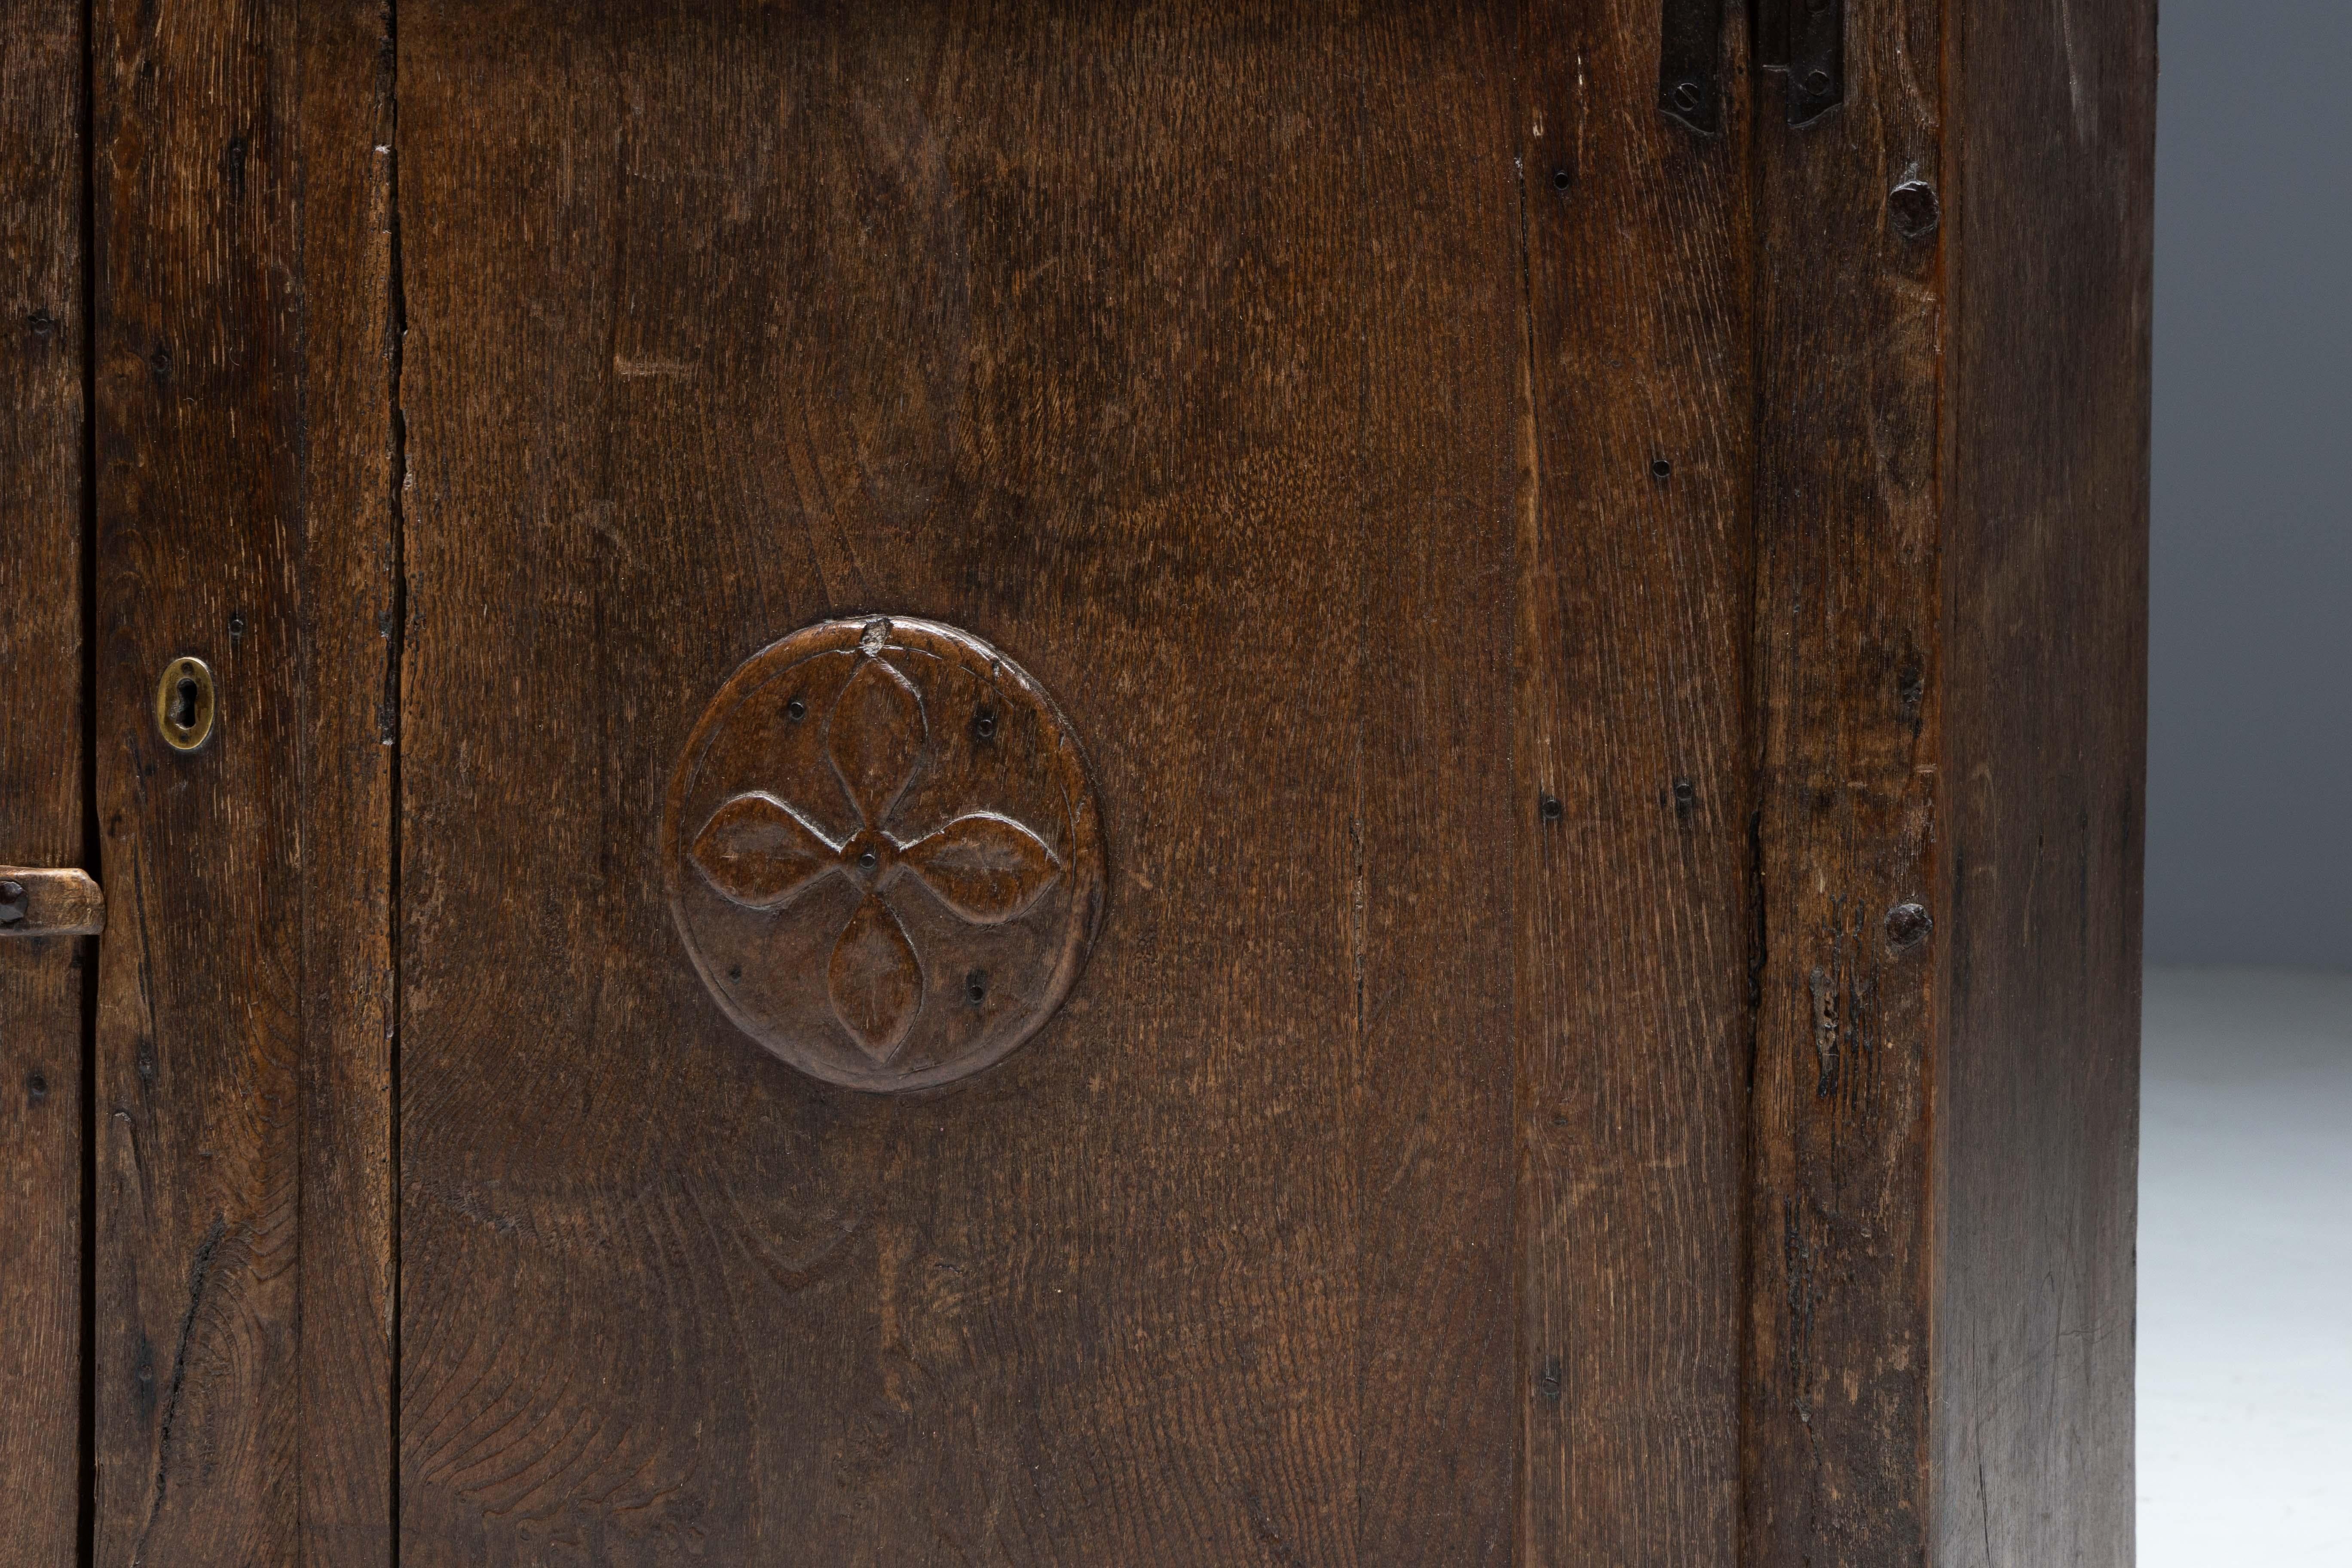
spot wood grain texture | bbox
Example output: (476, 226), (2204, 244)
(89, 0), (395, 1561)
(91, 0), (303, 1544)
(1513, 1), (1755, 1562)
(54, 2), (2148, 1554)
(291, 1), (401, 1562)
(1934, 0), (2154, 1561)
(0, 0), (89, 1556)
(1741, 0), (1947, 1561)
(393, 4), (1521, 1562)
(1350, 13), (1523, 1559)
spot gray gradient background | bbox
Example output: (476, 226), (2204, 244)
(2139, 17), (2347, 1564)
(2147, 0), (2352, 968)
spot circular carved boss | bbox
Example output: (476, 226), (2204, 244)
(663, 617), (1104, 1092)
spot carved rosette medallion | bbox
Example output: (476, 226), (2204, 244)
(663, 617), (1105, 1092)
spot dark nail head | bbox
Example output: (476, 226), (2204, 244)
(1887, 181), (1942, 240)
(1886, 902), (1932, 949)
(1672, 80), (1703, 113)
(1539, 793), (1564, 824)
(785, 697), (807, 722)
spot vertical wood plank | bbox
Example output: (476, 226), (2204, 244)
(1935, 0), (2154, 1559)
(394, 4), (1521, 1561)
(92, 0), (306, 1544)
(1352, 10), (1523, 1560)
(1742, 1), (1946, 1562)
(89, 0), (394, 1559)
(0, 0), (89, 1559)
(292, 1), (401, 1562)
(1513, 1), (1756, 1561)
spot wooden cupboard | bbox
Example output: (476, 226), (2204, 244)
(0, 1), (2150, 1561)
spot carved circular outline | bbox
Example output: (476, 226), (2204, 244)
(663, 616), (1104, 1093)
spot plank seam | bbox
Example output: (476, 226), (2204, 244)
(385, 0), (407, 1553)
(1507, 53), (1537, 1558)
(77, 0), (100, 1554)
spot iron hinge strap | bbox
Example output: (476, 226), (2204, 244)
(1661, 0), (1845, 135)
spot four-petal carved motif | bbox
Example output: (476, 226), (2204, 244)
(689, 655), (1063, 1063)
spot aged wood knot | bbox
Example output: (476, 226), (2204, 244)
(664, 616), (1105, 1093)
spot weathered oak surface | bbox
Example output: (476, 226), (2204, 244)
(395, 5), (1523, 1561)
(1513, 2), (1755, 1561)
(59, 1), (2151, 1561)
(0, 1), (90, 1558)
(88, 0), (395, 1563)
(1935, 0), (2154, 1559)
(1743, 0), (1947, 1562)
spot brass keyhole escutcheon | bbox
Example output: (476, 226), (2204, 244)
(155, 655), (217, 752)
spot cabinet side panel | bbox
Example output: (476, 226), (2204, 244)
(0, 0), (89, 1559)
(1743, 0), (1947, 1563)
(1514, 2), (1756, 1561)
(1935, 0), (2154, 1561)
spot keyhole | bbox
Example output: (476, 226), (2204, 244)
(155, 655), (215, 751)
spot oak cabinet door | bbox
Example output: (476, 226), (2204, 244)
(57, 4), (2150, 1565)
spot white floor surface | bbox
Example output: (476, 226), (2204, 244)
(2140, 966), (2352, 1565)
